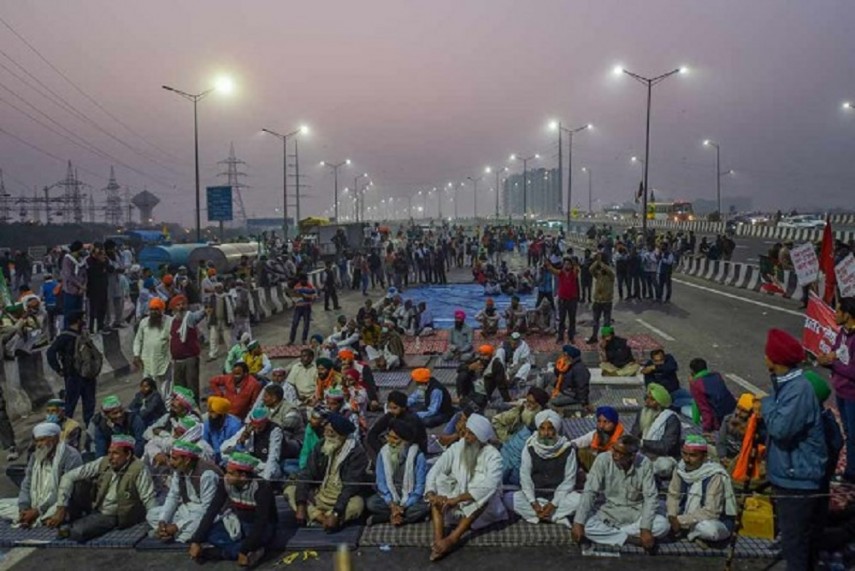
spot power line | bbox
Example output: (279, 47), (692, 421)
(0, 124), (108, 181)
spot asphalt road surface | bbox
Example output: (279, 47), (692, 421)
(0, 255), (807, 570)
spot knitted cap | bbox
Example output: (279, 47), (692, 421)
(226, 452), (259, 473)
(171, 387), (196, 409)
(101, 395), (122, 411)
(172, 439), (202, 459)
(109, 434), (136, 450)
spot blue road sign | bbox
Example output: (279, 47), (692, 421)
(206, 186), (233, 222)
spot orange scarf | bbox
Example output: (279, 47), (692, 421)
(315, 371), (342, 400)
(731, 413), (765, 483)
(590, 423), (624, 452)
(551, 356), (572, 398)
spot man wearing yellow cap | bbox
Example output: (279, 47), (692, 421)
(203, 396), (243, 465)
(407, 368), (453, 428)
(715, 393), (759, 469)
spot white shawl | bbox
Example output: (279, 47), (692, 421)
(643, 408), (676, 441)
(380, 443), (418, 505)
(677, 460), (738, 517)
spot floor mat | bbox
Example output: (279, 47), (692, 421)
(7, 521), (149, 549)
(280, 524), (362, 551)
(134, 535), (185, 551)
(267, 344), (309, 358)
(403, 331), (449, 355)
(432, 358), (461, 369)
(588, 536), (778, 559)
(403, 355), (432, 368)
(399, 285), (538, 329)
(360, 517), (570, 547)
(373, 371), (413, 389)
(588, 369), (644, 386)
(430, 368), (458, 386)
(555, 385), (645, 415)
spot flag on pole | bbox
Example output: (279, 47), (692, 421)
(635, 180), (644, 203)
(819, 215), (837, 305)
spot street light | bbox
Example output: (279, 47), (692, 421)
(485, 166), (508, 219)
(549, 120), (592, 228)
(162, 77), (234, 241)
(261, 125), (308, 239)
(467, 175), (483, 219)
(613, 63), (688, 236)
(353, 172), (368, 222)
(702, 139), (733, 218)
(581, 167), (593, 213)
(321, 159), (352, 221)
(843, 101), (853, 110)
(509, 154), (540, 222)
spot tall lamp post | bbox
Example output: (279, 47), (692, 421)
(261, 125), (308, 239)
(549, 121), (592, 228)
(581, 167), (593, 213)
(613, 64), (688, 236)
(467, 175), (483, 219)
(702, 139), (734, 218)
(509, 154), (540, 223)
(353, 172), (368, 222)
(484, 166), (507, 220)
(321, 159), (351, 221)
(162, 77), (233, 241)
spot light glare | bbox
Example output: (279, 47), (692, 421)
(214, 76), (235, 94)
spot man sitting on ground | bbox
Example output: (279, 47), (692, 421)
(189, 452), (277, 566)
(572, 406), (625, 471)
(407, 368), (454, 429)
(599, 326), (640, 377)
(46, 435), (156, 542)
(0, 423), (82, 528)
(338, 348), (381, 412)
(242, 340), (272, 381)
(89, 395), (146, 458)
(474, 298), (500, 337)
(688, 358), (737, 434)
(715, 393), (762, 472)
(526, 296), (555, 335)
(572, 434), (668, 552)
(209, 362), (263, 420)
(511, 410), (580, 528)
(425, 413), (507, 562)
(503, 332), (533, 387)
(143, 386), (200, 443)
(366, 391), (427, 461)
(631, 383), (682, 478)
(503, 296), (528, 333)
(548, 345), (591, 409)
(298, 406), (328, 470)
(45, 398), (82, 450)
(148, 440), (225, 544)
(443, 310), (474, 362)
(366, 419), (429, 527)
(203, 396), (243, 465)
(286, 413), (368, 531)
(496, 387), (551, 486)
(666, 435), (738, 546)
(287, 348), (318, 405)
(374, 324), (406, 371)
(221, 408), (283, 481)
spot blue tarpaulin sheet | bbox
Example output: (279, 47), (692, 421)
(400, 284), (537, 328)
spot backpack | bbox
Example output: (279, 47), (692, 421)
(74, 331), (103, 379)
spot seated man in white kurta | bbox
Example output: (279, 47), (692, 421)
(510, 410), (580, 528)
(424, 413), (506, 562)
(571, 434), (668, 553)
(147, 440), (225, 543)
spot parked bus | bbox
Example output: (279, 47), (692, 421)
(647, 201), (695, 222)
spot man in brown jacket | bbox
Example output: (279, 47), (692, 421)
(587, 254), (615, 344)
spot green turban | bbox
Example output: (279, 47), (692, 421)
(600, 325), (615, 337)
(804, 370), (831, 404)
(647, 382), (672, 408)
(316, 357), (334, 369)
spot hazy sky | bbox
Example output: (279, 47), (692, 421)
(1, 0), (854, 225)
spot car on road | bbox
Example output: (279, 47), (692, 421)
(778, 214), (826, 229)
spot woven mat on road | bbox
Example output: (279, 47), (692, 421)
(360, 517), (570, 547)
(403, 331), (448, 355)
(432, 358), (461, 369)
(373, 371), (413, 389)
(589, 369), (644, 386)
(554, 385), (644, 416)
(561, 414), (703, 439)
(431, 368), (458, 386)
(267, 344), (309, 358)
(4, 521), (149, 549)
(403, 355), (432, 368)
(588, 536), (778, 559)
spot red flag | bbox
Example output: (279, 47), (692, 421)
(819, 215), (836, 305)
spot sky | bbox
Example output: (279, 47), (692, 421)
(0, 0), (854, 226)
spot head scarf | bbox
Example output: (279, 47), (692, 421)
(338, 348), (355, 360)
(171, 387), (195, 410)
(316, 357), (334, 369)
(527, 410), (571, 459)
(465, 413), (495, 444)
(454, 310), (465, 320)
(765, 328), (804, 367)
(168, 294), (188, 310)
(148, 297), (166, 311)
(595, 405), (619, 424)
(33, 422), (61, 438)
(600, 325), (615, 337)
(647, 382), (672, 408)
(387, 390), (408, 408)
(478, 344), (494, 357)
(736, 393), (756, 411)
(389, 418), (416, 442)
(527, 387), (550, 408)
(327, 412), (356, 436)
(411, 368), (431, 384)
(207, 396), (231, 415)
(562, 344), (581, 359)
(311, 334), (324, 344)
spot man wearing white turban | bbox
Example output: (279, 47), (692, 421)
(0, 423), (82, 527)
(509, 410), (580, 527)
(424, 413), (506, 562)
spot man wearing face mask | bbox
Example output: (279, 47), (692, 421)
(147, 440), (225, 544)
(202, 396), (242, 465)
(286, 413), (368, 531)
(0, 423), (82, 528)
(46, 435), (156, 542)
(665, 435), (737, 545)
(45, 398), (81, 451)
(89, 395), (146, 458)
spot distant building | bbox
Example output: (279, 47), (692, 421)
(503, 167), (562, 217)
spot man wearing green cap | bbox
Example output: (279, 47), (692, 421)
(90, 395), (146, 458)
(599, 326), (639, 377)
(148, 440), (225, 544)
(143, 386), (200, 443)
(242, 339), (272, 379)
(630, 383), (681, 478)
(666, 435), (738, 545)
(47, 434), (157, 541)
(221, 407), (283, 481)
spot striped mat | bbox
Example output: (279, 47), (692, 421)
(587, 535), (778, 559)
(1, 521), (149, 549)
(373, 371), (414, 389)
(267, 344), (309, 358)
(360, 517), (569, 547)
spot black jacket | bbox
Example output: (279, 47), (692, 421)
(295, 441), (368, 515)
(366, 409), (428, 457)
(46, 329), (81, 378)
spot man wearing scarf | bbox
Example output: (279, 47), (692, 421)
(209, 362), (263, 420)
(0, 423), (82, 527)
(313, 357), (342, 402)
(375, 323), (406, 372)
(148, 440), (225, 544)
(715, 393), (760, 469)
(132, 297), (174, 391)
(207, 281), (234, 361)
(425, 413), (507, 562)
(298, 406), (328, 470)
(548, 345), (591, 409)
(366, 419), (429, 526)
(286, 413), (368, 531)
(90, 395), (146, 458)
(512, 410), (580, 527)
(572, 406), (625, 471)
(366, 391), (428, 461)
(190, 452), (277, 567)
(630, 382), (681, 478)
(47, 435), (156, 542)
(143, 386), (200, 442)
(203, 396), (243, 465)
(474, 298), (500, 337)
(572, 434), (668, 552)
(502, 332), (533, 387)
(338, 348), (381, 411)
(145, 414), (214, 469)
(169, 294), (208, 398)
(761, 328), (827, 570)
(666, 435), (737, 544)
(443, 310), (474, 362)
(45, 398), (81, 450)
(221, 408), (283, 481)
(493, 387), (549, 486)
(407, 368), (454, 429)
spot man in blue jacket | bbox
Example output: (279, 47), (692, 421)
(760, 328), (827, 571)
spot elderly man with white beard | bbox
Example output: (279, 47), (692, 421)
(630, 382), (682, 479)
(0, 423), (83, 528)
(510, 410), (580, 528)
(285, 413), (369, 531)
(424, 413), (507, 562)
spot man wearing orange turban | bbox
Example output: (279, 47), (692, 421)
(133, 294), (175, 389)
(406, 368), (453, 428)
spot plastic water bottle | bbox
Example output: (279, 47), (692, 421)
(829, 552), (846, 571)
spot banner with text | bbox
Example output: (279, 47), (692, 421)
(836, 253), (855, 298)
(791, 242), (819, 286)
(802, 291), (840, 356)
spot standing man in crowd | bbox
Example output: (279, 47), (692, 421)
(132, 298), (173, 393)
(60, 241), (87, 325)
(545, 256), (580, 344)
(169, 295), (208, 398)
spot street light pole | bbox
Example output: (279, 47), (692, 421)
(582, 167), (593, 213)
(321, 159), (351, 221)
(703, 140), (722, 216)
(510, 154), (539, 224)
(614, 65), (687, 238)
(550, 121), (591, 228)
(467, 175), (482, 219)
(353, 172), (368, 222)
(162, 84), (216, 242)
(262, 125), (307, 240)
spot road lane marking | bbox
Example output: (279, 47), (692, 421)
(672, 278), (804, 317)
(0, 547), (35, 571)
(635, 318), (676, 341)
(725, 373), (768, 397)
